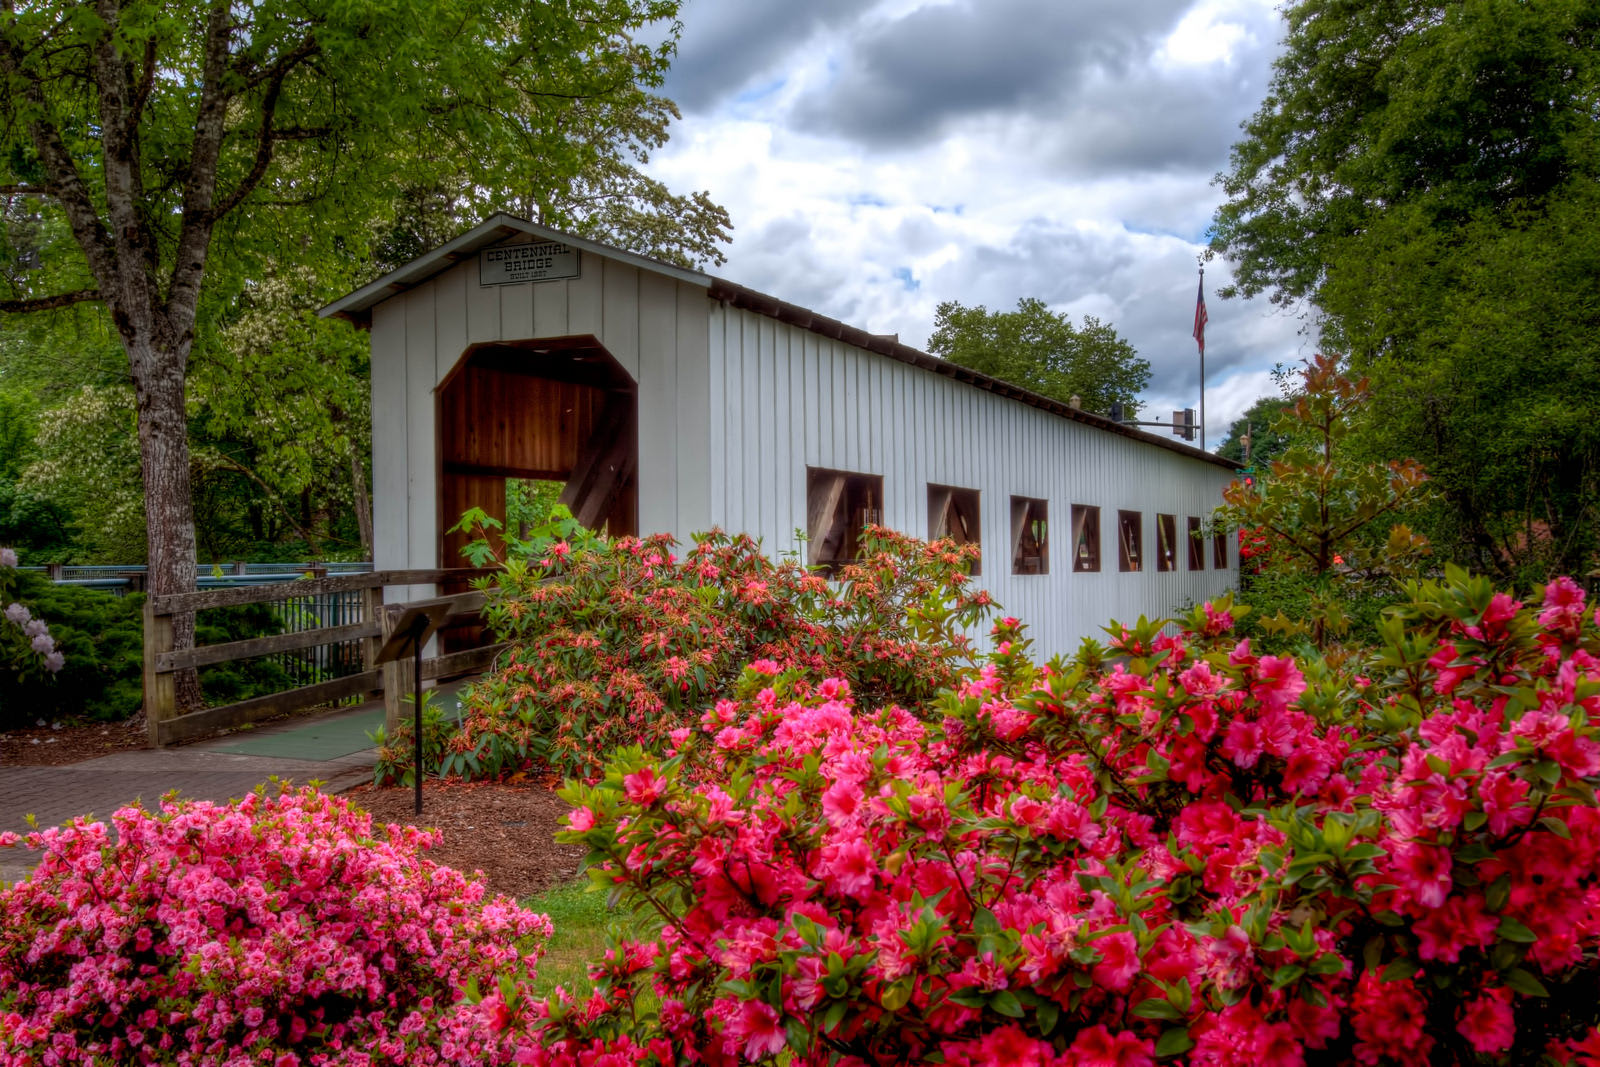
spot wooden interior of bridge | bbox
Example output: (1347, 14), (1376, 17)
(437, 336), (637, 646)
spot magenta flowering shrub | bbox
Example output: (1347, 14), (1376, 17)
(0, 785), (552, 1065)
(536, 570), (1600, 1065)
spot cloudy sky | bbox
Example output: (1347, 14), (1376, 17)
(642, 0), (1318, 450)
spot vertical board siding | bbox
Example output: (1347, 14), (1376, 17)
(723, 310), (744, 528)
(465, 266), (501, 344)
(635, 272), (679, 536)
(499, 278), (533, 341)
(707, 303), (727, 533)
(764, 322), (779, 530)
(372, 245), (1237, 659)
(434, 268), (468, 384)
(401, 284), (437, 607)
(601, 258), (641, 379)
(568, 262), (605, 338)
(533, 275), (568, 338)
(704, 306), (1237, 655)
(675, 286), (712, 541)
(403, 284), (436, 564)
(369, 301), (408, 576)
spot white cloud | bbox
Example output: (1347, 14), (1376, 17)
(647, 0), (1300, 451)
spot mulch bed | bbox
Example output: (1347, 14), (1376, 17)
(0, 717), (148, 767)
(342, 779), (589, 901)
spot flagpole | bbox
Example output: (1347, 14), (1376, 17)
(1198, 265), (1206, 451)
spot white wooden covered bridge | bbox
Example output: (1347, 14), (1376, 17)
(321, 214), (1237, 653)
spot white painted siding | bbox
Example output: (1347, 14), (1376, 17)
(704, 304), (1238, 654)
(367, 242), (714, 602)
(366, 234), (1237, 657)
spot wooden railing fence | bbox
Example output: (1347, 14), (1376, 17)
(142, 569), (502, 747)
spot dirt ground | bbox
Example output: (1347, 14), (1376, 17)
(343, 779), (589, 901)
(0, 716), (147, 766)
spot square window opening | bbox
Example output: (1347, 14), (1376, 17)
(1187, 517), (1205, 571)
(929, 484), (982, 576)
(807, 467), (884, 576)
(1118, 510), (1143, 572)
(1072, 504), (1101, 572)
(1156, 514), (1178, 572)
(1011, 496), (1049, 575)
(1213, 530), (1229, 569)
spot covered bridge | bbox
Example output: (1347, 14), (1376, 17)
(321, 214), (1238, 653)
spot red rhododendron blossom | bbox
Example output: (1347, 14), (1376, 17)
(1388, 841), (1453, 910)
(818, 835), (878, 899)
(723, 999), (786, 1060)
(624, 767), (666, 805)
(1458, 986), (1516, 1054)
(1067, 1024), (1156, 1066)
(1351, 972), (1433, 1064)
(1541, 577), (1588, 638)
(1089, 931), (1141, 993)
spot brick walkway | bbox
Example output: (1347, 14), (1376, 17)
(1, 705), (378, 885)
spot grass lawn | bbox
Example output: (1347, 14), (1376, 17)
(524, 877), (659, 998)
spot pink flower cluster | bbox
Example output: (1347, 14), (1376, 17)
(0, 785), (552, 1065)
(531, 577), (1600, 1064)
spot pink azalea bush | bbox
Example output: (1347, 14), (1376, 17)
(0, 785), (552, 1065)
(536, 568), (1600, 1065)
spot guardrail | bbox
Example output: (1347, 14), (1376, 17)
(18, 562), (374, 596)
(142, 568), (501, 747)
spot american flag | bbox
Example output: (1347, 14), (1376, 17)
(1192, 273), (1208, 356)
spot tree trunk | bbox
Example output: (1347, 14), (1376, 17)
(128, 331), (204, 714)
(351, 446), (374, 558)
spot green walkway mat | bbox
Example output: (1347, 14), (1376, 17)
(210, 706), (387, 761)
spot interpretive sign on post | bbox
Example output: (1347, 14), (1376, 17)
(479, 242), (580, 285)
(375, 600), (453, 815)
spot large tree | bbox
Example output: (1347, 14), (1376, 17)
(0, 0), (712, 708)
(926, 298), (1150, 416)
(1210, 0), (1600, 579)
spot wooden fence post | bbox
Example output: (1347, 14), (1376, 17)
(378, 602), (407, 738)
(361, 584), (386, 680)
(142, 598), (176, 747)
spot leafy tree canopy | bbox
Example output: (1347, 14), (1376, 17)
(926, 298), (1151, 416)
(0, 0), (730, 577)
(1211, 0), (1599, 306)
(0, 0), (729, 706)
(1209, 0), (1600, 579)
(1326, 189), (1600, 581)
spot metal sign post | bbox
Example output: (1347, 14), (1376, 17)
(374, 601), (452, 815)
